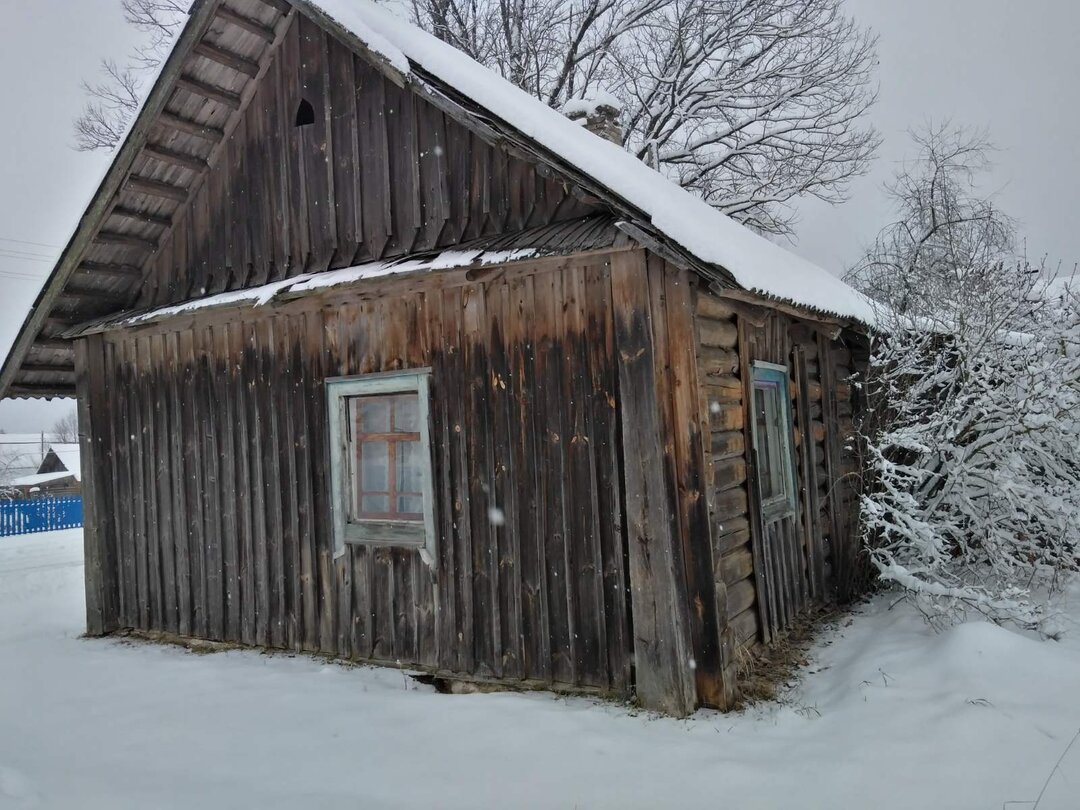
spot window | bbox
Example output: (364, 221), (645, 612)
(749, 362), (797, 519)
(326, 370), (436, 558)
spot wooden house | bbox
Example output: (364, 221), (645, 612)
(8, 444), (83, 497)
(0, 0), (872, 715)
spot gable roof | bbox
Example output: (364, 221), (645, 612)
(45, 444), (82, 476)
(0, 0), (871, 401)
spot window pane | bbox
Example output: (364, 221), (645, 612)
(754, 386), (777, 501)
(397, 440), (424, 494)
(360, 441), (389, 492)
(394, 396), (420, 432)
(358, 399), (391, 433)
(397, 494), (424, 516)
(361, 494), (390, 514)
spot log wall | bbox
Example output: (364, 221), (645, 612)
(694, 290), (863, 651)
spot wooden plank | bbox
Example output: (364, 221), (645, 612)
(165, 332), (191, 637)
(142, 143), (209, 173)
(157, 111), (225, 142)
(109, 205), (173, 229)
(126, 175), (188, 203)
(259, 319), (286, 648)
(74, 334), (120, 635)
(739, 316), (771, 645)
(175, 75), (242, 109)
(193, 41), (260, 77)
(278, 315), (303, 650)
(179, 328), (207, 638)
(610, 249), (695, 717)
(216, 5), (276, 42)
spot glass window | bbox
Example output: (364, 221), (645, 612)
(326, 371), (436, 556)
(750, 364), (796, 518)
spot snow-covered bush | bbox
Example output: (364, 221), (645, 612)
(848, 125), (1080, 629)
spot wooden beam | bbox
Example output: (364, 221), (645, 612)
(59, 286), (117, 303)
(109, 206), (173, 229)
(31, 339), (73, 353)
(157, 111), (224, 142)
(7, 384), (75, 397)
(95, 231), (159, 251)
(193, 41), (260, 78)
(216, 6), (276, 41)
(78, 261), (144, 280)
(175, 75), (242, 109)
(125, 176), (189, 203)
(142, 143), (209, 173)
(258, 0), (293, 14)
(20, 363), (76, 374)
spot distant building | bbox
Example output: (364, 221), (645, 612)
(8, 444), (82, 497)
(0, 434), (57, 485)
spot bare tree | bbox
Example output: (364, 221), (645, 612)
(73, 0), (186, 152)
(847, 125), (1080, 629)
(410, 0), (881, 236)
(51, 412), (80, 445)
(79, 0), (878, 236)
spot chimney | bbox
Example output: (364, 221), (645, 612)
(563, 91), (623, 145)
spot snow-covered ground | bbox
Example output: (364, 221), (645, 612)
(2, 529), (1078, 809)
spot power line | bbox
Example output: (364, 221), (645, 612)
(0, 236), (63, 251)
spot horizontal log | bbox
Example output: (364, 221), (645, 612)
(811, 420), (826, 444)
(716, 528), (750, 557)
(804, 380), (822, 402)
(696, 294), (736, 321)
(175, 75), (242, 109)
(727, 578), (756, 618)
(193, 41), (260, 78)
(731, 606), (760, 646)
(711, 429), (744, 460)
(699, 346), (740, 376)
(702, 374), (742, 403)
(707, 401), (744, 432)
(157, 111), (224, 142)
(836, 383), (851, 402)
(721, 546), (754, 586)
(697, 317), (738, 349)
(126, 176), (189, 203)
(715, 485), (748, 520)
(713, 456), (747, 491)
(716, 514), (749, 540)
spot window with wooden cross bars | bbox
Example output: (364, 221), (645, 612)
(326, 370), (436, 559)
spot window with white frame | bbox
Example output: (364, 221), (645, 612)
(326, 370), (436, 558)
(749, 362), (797, 519)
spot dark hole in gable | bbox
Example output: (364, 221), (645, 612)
(295, 98), (315, 127)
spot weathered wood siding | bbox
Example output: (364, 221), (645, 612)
(137, 13), (596, 310)
(695, 291), (863, 649)
(79, 254), (652, 695)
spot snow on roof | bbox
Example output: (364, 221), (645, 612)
(76, 246), (541, 333)
(47, 444), (81, 477)
(307, 0), (874, 324)
(8, 471), (78, 488)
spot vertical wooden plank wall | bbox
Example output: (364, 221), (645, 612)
(138, 16), (596, 311)
(84, 254), (639, 699)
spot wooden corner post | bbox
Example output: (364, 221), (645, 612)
(75, 334), (120, 636)
(610, 250), (696, 716)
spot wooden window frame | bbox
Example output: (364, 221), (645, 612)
(326, 369), (437, 562)
(749, 361), (798, 521)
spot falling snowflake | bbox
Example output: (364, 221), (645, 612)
(488, 507), (506, 527)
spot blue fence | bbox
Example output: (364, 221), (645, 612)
(0, 496), (83, 537)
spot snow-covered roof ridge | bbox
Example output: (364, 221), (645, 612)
(305, 0), (874, 324)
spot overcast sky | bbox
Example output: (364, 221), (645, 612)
(1, 0), (1077, 432)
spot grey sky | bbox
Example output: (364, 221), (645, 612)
(1, 0), (1077, 433)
